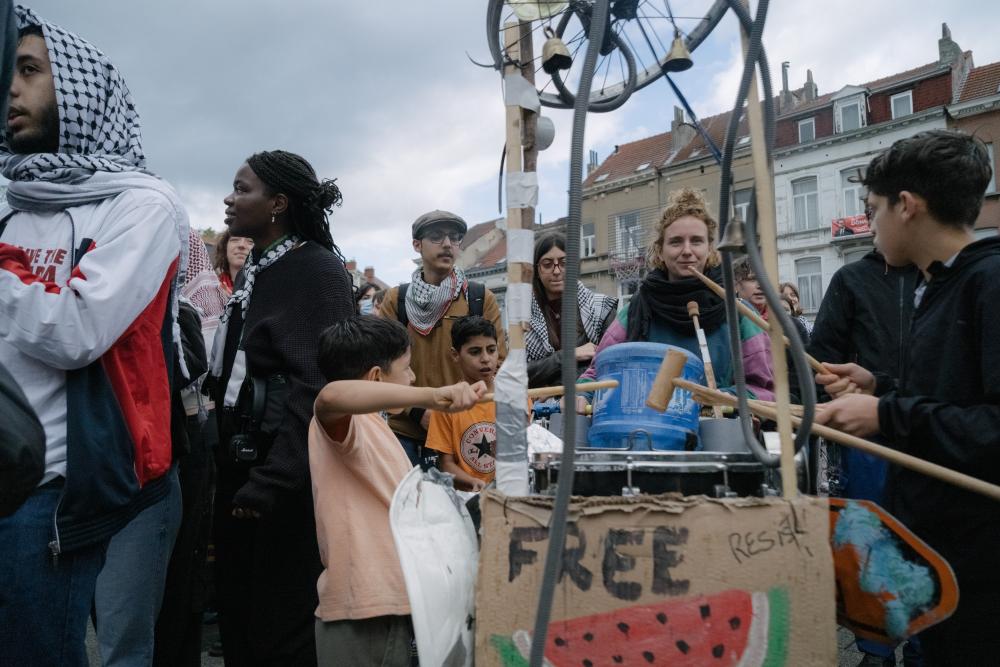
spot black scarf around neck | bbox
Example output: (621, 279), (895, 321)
(626, 265), (727, 341)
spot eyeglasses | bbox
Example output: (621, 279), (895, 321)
(538, 258), (566, 271)
(421, 230), (464, 245)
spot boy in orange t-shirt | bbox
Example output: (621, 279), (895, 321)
(309, 316), (485, 665)
(425, 316), (500, 491)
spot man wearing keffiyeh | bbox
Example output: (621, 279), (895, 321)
(0, 7), (190, 666)
(379, 210), (506, 467)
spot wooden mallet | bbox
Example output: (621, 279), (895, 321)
(687, 300), (723, 419)
(689, 267), (829, 375)
(647, 350), (1000, 502)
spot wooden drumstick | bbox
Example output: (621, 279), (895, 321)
(480, 379), (618, 403)
(687, 300), (724, 419)
(646, 350), (1000, 502)
(689, 267), (829, 375)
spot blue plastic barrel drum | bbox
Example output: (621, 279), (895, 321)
(588, 342), (705, 451)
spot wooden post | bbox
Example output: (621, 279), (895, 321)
(503, 21), (536, 350)
(520, 21), (539, 232)
(738, 2), (797, 498)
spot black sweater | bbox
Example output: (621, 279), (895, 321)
(809, 251), (918, 378)
(217, 242), (354, 515)
(877, 237), (1000, 587)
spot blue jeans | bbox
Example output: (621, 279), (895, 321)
(396, 434), (435, 471)
(0, 480), (108, 667)
(94, 465), (182, 667)
(857, 637), (896, 659)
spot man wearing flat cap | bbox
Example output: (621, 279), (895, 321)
(380, 210), (506, 466)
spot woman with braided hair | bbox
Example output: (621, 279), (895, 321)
(580, 188), (775, 400)
(210, 150), (354, 666)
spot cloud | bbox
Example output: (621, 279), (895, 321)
(17, 0), (1000, 285)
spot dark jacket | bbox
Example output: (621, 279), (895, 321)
(877, 237), (1000, 589)
(170, 300), (207, 459)
(215, 243), (355, 516)
(0, 362), (45, 517)
(808, 251), (919, 379)
(806, 251), (918, 501)
(528, 308), (617, 388)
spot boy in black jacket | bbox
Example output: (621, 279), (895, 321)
(816, 129), (999, 663)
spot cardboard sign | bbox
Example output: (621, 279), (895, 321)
(476, 492), (835, 666)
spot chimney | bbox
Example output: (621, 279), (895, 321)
(363, 266), (375, 282)
(938, 23), (972, 101)
(346, 259), (357, 272)
(780, 61), (794, 111)
(938, 22), (962, 66)
(587, 149), (599, 174)
(670, 106), (696, 148)
(803, 69), (818, 101)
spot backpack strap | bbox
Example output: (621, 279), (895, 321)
(396, 283), (409, 329)
(397, 280), (485, 328)
(467, 281), (485, 317)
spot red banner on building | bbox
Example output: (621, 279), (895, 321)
(831, 214), (871, 239)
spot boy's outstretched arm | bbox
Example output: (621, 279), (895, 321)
(315, 380), (487, 439)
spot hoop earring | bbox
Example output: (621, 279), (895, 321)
(271, 213), (276, 224)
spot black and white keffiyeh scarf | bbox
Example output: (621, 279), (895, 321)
(405, 267), (468, 336)
(210, 236), (301, 407)
(525, 282), (618, 361)
(0, 6), (145, 183)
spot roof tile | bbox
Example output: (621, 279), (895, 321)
(959, 61), (1000, 102)
(582, 131), (671, 187)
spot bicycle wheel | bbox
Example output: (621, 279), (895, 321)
(486, 0), (731, 112)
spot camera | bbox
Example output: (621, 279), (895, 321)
(229, 433), (258, 463)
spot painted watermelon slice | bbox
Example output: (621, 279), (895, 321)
(491, 587), (788, 667)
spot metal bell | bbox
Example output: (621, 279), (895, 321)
(541, 26), (572, 74)
(662, 31), (693, 73)
(718, 217), (747, 254)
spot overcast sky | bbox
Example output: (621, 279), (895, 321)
(22, 1), (1000, 284)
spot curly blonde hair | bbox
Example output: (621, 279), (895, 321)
(646, 187), (721, 272)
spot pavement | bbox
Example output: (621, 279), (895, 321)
(85, 617), (223, 666)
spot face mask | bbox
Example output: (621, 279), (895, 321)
(360, 299), (375, 315)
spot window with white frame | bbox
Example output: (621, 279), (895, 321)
(582, 222), (596, 257)
(890, 91), (913, 119)
(987, 143), (997, 195)
(795, 257), (823, 313)
(835, 98), (864, 133)
(733, 188), (752, 222)
(840, 168), (865, 217)
(798, 118), (815, 143)
(791, 177), (820, 231)
(615, 211), (644, 256)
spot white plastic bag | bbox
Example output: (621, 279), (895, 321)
(390, 467), (479, 666)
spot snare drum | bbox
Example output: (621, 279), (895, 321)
(529, 450), (770, 498)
